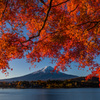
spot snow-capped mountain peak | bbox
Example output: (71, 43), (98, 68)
(41, 66), (54, 73)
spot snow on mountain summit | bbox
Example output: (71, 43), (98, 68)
(41, 66), (54, 73)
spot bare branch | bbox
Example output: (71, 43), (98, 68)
(23, 0), (53, 43)
(52, 0), (70, 7)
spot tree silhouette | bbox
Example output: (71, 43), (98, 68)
(0, 0), (100, 79)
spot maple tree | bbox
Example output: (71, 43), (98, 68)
(0, 0), (100, 79)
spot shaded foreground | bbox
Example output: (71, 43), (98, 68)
(0, 77), (99, 89)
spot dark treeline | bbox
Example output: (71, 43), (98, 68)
(0, 77), (99, 89)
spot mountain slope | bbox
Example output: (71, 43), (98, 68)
(0, 66), (78, 81)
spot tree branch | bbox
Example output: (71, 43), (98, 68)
(23, 0), (53, 43)
(76, 21), (100, 31)
(0, 0), (8, 20)
(87, 22), (99, 31)
(69, 4), (79, 14)
(52, 0), (70, 7)
(77, 21), (100, 26)
(40, 0), (47, 6)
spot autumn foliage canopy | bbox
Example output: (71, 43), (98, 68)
(0, 0), (100, 77)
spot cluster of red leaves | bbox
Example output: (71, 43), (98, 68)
(0, 0), (100, 79)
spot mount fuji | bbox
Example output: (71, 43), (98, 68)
(0, 66), (78, 81)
